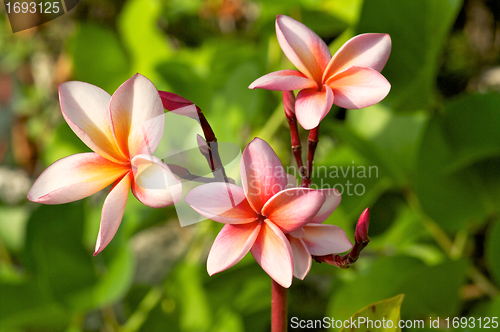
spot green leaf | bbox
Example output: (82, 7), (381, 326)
(439, 93), (500, 171)
(68, 246), (135, 310)
(485, 219), (500, 287)
(414, 93), (500, 231)
(24, 202), (134, 311)
(327, 256), (467, 320)
(347, 104), (428, 182)
(339, 294), (405, 332)
(0, 281), (69, 331)
(356, 0), (463, 111)
(171, 263), (212, 332)
(118, 0), (172, 82)
(24, 203), (98, 306)
(68, 23), (130, 93)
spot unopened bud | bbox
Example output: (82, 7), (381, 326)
(355, 208), (370, 243)
(196, 134), (210, 156)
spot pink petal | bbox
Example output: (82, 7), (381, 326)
(248, 70), (317, 91)
(295, 86), (334, 130)
(241, 138), (287, 213)
(27, 153), (129, 204)
(310, 188), (342, 224)
(130, 154), (182, 208)
(59, 82), (127, 164)
(207, 222), (261, 275)
(302, 224), (352, 256)
(326, 66), (391, 109)
(94, 172), (132, 255)
(109, 74), (165, 158)
(323, 33), (391, 80)
(276, 15), (331, 84)
(288, 236), (312, 280)
(251, 220), (294, 288)
(158, 90), (194, 110)
(185, 182), (259, 224)
(261, 188), (325, 233)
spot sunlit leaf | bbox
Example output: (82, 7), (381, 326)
(339, 294), (405, 332)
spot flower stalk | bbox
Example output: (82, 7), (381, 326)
(159, 91), (230, 184)
(283, 91), (304, 179)
(313, 208), (370, 268)
(272, 279), (288, 332)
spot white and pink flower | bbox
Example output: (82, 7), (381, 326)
(28, 74), (182, 255)
(185, 138), (351, 287)
(249, 15), (391, 130)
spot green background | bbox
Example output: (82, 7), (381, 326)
(1, 0), (500, 331)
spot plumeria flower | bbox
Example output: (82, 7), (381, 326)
(28, 74), (182, 255)
(185, 138), (345, 287)
(249, 15), (391, 130)
(284, 175), (352, 279)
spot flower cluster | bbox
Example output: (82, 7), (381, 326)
(28, 14), (387, 288)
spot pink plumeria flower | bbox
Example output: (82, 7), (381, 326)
(249, 15), (391, 130)
(28, 74), (182, 255)
(284, 175), (352, 279)
(185, 138), (344, 287)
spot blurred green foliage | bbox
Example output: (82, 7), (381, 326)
(1, 0), (500, 331)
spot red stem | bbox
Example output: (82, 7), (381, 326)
(271, 279), (288, 332)
(283, 91), (305, 181)
(301, 125), (320, 188)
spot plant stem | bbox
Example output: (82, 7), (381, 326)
(283, 91), (305, 181)
(301, 125), (320, 188)
(166, 164), (234, 184)
(271, 279), (288, 332)
(195, 106), (230, 184)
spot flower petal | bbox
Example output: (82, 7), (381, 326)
(158, 90), (194, 111)
(276, 15), (331, 83)
(28, 153), (129, 204)
(251, 220), (294, 288)
(94, 172), (132, 255)
(288, 236), (312, 280)
(302, 224), (352, 255)
(326, 66), (391, 109)
(262, 188), (325, 233)
(310, 188), (342, 224)
(110, 74), (165, 158)
(185, 182), (258, 224)
(59, 82), (126, 163)
(207, 222), (261, 275)
(295, 86), (334, 130)
(130, 154), (182, 208)
(323, 33), (391, 80)
(248, 70), (317, 91)
(241, 138), (287, 213)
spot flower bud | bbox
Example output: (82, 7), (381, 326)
(355, 207), (370, 243)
